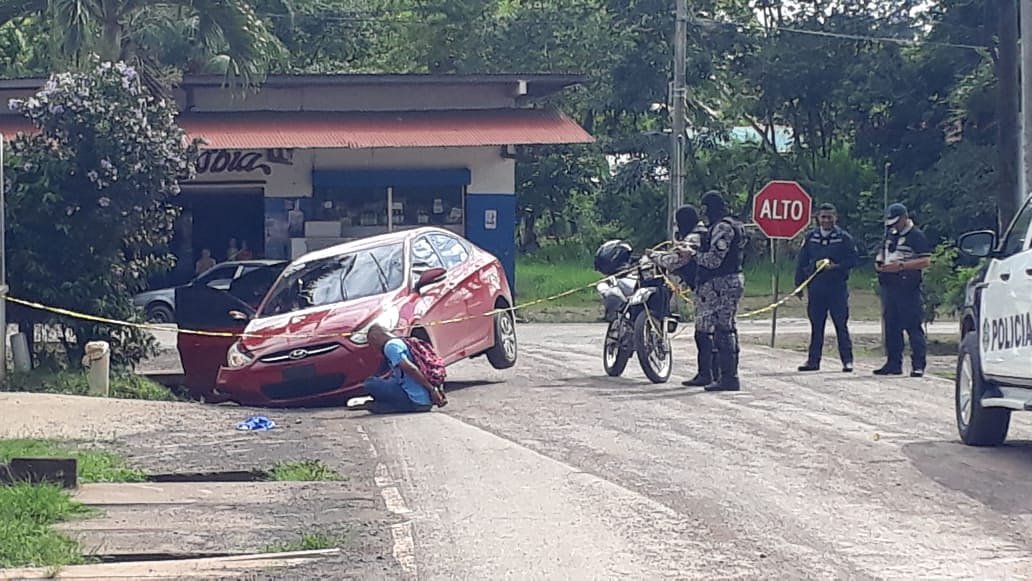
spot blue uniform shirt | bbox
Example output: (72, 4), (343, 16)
(383, 338), (432, 406)
(795, 226), (859, 289)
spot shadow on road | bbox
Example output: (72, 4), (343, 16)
(903, 439), (1032, 514)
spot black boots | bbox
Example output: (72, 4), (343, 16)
(683, 332), (717, 386)
(706, 329), (740, 391)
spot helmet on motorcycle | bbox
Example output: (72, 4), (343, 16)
(594, 240), (633, 275)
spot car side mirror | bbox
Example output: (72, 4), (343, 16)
(228, 310), (250, 321)
(414, 267), (447, 293)
(957, 230), (997, 258)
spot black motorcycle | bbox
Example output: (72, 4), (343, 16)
(595, 242), (679, 383)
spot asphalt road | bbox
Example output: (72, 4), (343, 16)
(360, 323), (1032, 580)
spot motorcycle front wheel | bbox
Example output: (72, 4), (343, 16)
(633, 311), (672, 383)
(603, 318), (631, 377)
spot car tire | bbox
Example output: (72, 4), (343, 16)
(956, 332), (1011, 447)
(146, 303), (175, 324)
(486, 309), (518, 369)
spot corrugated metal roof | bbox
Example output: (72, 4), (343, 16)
(0, 109), (594, 149)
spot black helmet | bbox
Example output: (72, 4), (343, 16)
(594, 240), (633, 275)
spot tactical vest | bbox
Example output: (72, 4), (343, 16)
(697, 217), (746, 285)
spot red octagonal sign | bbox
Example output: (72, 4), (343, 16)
(752, 180), (813, 240)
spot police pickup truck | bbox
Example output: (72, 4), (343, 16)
(955, 199), (1032, 446)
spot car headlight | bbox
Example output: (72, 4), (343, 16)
(226, 342), (254, 368)
(350, 307), (401, 345)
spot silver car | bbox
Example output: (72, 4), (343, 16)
(133, 260), (286, 323)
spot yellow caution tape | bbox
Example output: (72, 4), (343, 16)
(1, 245), (825, 343)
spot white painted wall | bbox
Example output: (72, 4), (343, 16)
(188, 146), (515, 196)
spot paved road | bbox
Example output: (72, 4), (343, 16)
(360, 323), (1032, 580)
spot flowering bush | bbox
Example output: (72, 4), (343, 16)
(4, 59), (201, 367)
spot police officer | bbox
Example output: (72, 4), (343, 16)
(687, 191), (747, 391)
(875, 202), (932, 377)
(794, 203), (859, 373)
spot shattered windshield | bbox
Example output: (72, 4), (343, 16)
(258, 243), (404, 317)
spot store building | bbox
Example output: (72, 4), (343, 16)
(0, 74), (594, 289)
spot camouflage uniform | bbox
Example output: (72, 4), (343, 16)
(692, 217), (746, 390)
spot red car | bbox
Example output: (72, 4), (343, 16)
(174, 227), (518, 406)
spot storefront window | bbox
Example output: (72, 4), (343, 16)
(389, 185), (463, 230)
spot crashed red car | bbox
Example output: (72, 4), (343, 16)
(174, 227), (518, 406)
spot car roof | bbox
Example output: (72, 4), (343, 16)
(295, 227), (463, 263)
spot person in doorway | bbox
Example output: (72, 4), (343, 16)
(690, 191), (747, 391)
(237, 240), (254, 260)
(794, 203), (859, 373)
(195, 248), (216, 276)
(874, 203), (932, 377)
(226, 238), (239, 261)
(348, 324), (444, 414)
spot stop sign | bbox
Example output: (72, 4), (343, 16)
(752, 180), (813, 239)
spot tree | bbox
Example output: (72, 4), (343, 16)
(4, 59), (201, 367)
(0, 0), (287, 90)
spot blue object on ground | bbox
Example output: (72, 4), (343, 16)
(236, 416), (277, 431)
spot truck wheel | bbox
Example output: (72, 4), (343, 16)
(956, 332), (1010, 447)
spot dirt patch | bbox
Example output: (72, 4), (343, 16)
(740, 333), (958, 379)
(0, 393), (402, 578)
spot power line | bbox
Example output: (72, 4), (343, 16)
(695, 16), (988, 52)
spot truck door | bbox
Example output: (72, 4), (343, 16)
(980, 199), (1032, 380)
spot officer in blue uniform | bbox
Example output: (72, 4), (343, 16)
(874, 202), (932, 377)
(794, 203), (859, 373)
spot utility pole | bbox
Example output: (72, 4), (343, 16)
(0, 133), (7, 383)
(669, 0), (688, 236)
(1021, 0), (1032, 206)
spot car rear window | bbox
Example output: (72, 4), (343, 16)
(258, 243), (404, 317)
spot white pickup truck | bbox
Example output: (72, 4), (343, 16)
(955, 196), (1032, 446)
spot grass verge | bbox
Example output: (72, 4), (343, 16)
(262, 532), (348, 553)
(0, 369), (178, 401)
(0, 483), (92, 569)
(269, 460), (344, 482)
(0, 439), (146, 484)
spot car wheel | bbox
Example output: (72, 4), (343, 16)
(146, 303), (175, 324)
(486, 309), (518, 369)
(956, 331), (1010, 446)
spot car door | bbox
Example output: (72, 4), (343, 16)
(429, 233), (485, 353)
(980, 198), (1032, 379)
(194, 264), (240, 291)
(409, 236), (463, 353)
(176, 264), (284, 396)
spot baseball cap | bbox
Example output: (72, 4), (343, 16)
(885, 202), (907, 227)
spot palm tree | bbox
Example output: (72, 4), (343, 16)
(0, 0), (290, 90)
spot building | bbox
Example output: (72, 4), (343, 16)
(0, 74), (594, 290)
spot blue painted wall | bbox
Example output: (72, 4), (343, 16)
(465, 193), (517, 299)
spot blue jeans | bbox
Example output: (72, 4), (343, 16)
(362, 377), (432, 414)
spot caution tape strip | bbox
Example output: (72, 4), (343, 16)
(1, 243), (823, 343)
(1, 241), (676, 341)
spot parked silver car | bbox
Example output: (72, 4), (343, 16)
(133, 260), (287, 323)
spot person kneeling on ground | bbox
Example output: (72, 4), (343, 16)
(349, 324), (447, 414)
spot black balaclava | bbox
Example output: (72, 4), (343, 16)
(675, 205), (699, 240)
(700, 190), (728, 225)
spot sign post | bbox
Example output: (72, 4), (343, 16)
(751, 181), (813, 348)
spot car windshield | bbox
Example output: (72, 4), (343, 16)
(258, 243), (405, 317)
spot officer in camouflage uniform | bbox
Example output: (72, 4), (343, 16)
(687, 191), (747, 391)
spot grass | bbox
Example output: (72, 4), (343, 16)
(0, 369), (177, 401)
(0, 439), (146, 483)
(262, 532), (347, 553)
(0, 483), (92, 569)
(269, 460), (343, 482)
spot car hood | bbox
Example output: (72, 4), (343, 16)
(240, 293), (397, 352)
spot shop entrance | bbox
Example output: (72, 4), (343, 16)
(166, 187), (265, 286)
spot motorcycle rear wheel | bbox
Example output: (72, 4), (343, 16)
(603, 319), (631, 377)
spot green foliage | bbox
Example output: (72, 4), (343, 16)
(269, 460), (343, 482)
(0, 439), (146, 483)
(0, 369), (177, 402)
(4, 60), (201, 367)
(922, 242), (981, 323)
(0, 483), (90, 568)
(262, 532), (347, 553)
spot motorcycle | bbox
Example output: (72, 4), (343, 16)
(595, 251), (680, 383)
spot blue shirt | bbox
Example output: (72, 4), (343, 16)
(383, 338), (432, 406)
